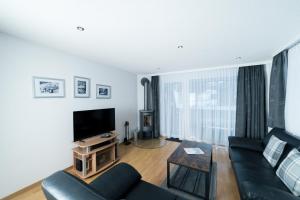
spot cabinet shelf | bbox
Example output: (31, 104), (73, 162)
(73, 140), (119, 155)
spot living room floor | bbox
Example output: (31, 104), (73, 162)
(7, 141), (240, 200)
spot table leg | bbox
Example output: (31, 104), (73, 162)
(205, 171), (210, 199)
(167, 162), (170, 188)
(206, 154), (213, 200)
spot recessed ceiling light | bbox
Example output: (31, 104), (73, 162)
(235, 56), (242, 60)
(76, 26), (85, 31)
(177, 45), (184, 49)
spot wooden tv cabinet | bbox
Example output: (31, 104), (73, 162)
(72, 131), (120, 179)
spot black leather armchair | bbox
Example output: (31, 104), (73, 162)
(228, 128), (300, 200)
(42, 163), (187, 200)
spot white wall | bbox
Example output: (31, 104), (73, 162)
(0, 33), (137, 198)
(285, 43), (300, 136)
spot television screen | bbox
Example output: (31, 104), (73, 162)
(73, 108), (115, 141)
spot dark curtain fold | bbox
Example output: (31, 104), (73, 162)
(151, 76), (160, 138)
(268, 50), (288, 129)
(235, 65), (267, 139)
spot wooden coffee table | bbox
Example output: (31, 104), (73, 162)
(167, 140), (212, 199)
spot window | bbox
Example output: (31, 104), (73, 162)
(160, 68), (238, 146)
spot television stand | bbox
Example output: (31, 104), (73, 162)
(72, 131), (120, 179)
(101, 133), (112, 138)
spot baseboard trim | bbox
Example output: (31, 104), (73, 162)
(64, 165), (73, 171)
(2, 165), (73, 200)
(2, 180), (42, 200)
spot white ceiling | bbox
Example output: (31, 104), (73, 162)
(0, 0), (300, 74)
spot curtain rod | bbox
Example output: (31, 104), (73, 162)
(140, 59), (271, 76)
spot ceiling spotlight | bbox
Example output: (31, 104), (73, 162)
(76, 26), (85, 31)
(177, 45), (184, 49)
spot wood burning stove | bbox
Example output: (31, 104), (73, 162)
(139, 78), (154, 139)
(139, 110), (154, 138)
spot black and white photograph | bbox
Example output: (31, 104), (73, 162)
(96, 84), (111, 99)
(74, 76), (90, 98)
(33, 77), (65, 98)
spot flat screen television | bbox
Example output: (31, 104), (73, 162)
(73, 108), (115, 142)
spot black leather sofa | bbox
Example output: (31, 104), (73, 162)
(42, 162), (187, 200)
(228, 128), (300, 200)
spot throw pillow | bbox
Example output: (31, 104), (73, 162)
(263, 135), (287, 167)
(276, 149), (300, 196)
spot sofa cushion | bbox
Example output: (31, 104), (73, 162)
(276, 149), (300, 196)
(262, 128), (300, 169)
(240, 181), (300, 200)
(125, 180), (177, 200)
(229, 147), (272, 169)
(228, 136), (264, 152)
(42, 171), (106, 200)
(89, 163), (142, 200)
(232, 162), (289, 192)
(275, 144), (295, 169)
(263, 135), (287, 167)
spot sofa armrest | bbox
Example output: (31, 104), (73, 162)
(241, 181), (299, 200)
(228, 136), (264, 152)
(42, 171), (106, 200)
(89, 163), (142, 200)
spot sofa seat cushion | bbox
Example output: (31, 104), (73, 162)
(229, 148), (272, 169)
(232, 162), (289, 192)
(89, 163), (142, 200)
(125, 181), (177, 200)
(240, 181), (300, 200)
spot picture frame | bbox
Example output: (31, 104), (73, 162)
(74, 76), (90, 98)
(33, 77), (65, 98)
(96, 84), (111, 99)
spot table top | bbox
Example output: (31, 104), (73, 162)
(167, 140), (212, 172)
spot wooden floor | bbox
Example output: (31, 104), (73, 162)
(5, 141), (240, 200)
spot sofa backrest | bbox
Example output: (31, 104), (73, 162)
(89, 163), (142, 200)
(263, 128), (300, 148)
(42, 171), (106, 200)
(263, 128), (300, 169)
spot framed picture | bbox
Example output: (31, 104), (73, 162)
(74, 76), (90, 98)
(96, 84), (111, 99)
(33, 77), (65, 98)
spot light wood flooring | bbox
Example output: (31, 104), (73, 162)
(4, 141), (240, 200)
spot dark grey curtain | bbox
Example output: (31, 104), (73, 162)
(235, 65), (267, 139)
(151, 76), (160, 138)
(268, 50), (288, 129)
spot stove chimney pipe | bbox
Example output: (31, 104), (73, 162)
(141, 77), (150, 110)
